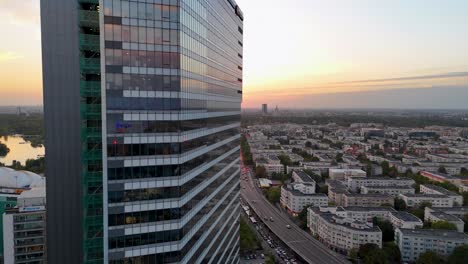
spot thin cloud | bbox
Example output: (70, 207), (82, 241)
(0, 51), (23, 62)
(331, 72), (468, 85)
(246, 71), (468, 96)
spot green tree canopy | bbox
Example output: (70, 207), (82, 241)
(447, 245), (468, 264)
(373, 217), (395, 242)
(394, 197), (407, 211)
(430, 221), (457, 231)
(416, 251), (446, 264)
(266, 187), (281, 204)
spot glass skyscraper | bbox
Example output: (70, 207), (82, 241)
(41, 0), (243, 263)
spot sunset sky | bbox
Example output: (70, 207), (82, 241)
(1, 0), (468, 108)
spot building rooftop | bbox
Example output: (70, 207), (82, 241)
(282, 184), (326, 197)
(343, 206), (396, 212)
(349, 176), (414, 181)
(429, 212), (463, 222)
(318, 212), (381, 232)
(344, 193), (393, 199)
(391, 211), (422, 222)
(362, 185), (415, 190)
(293, 170), (315, 183)
(430, 207), (468, 214)
(421, 184), (461, 197)
(0, 167), (43, 189)
(401, 193), (449, 198)
(398, 228), (468, 240)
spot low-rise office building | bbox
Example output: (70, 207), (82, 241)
(327, 180), (348, 206)
(361, 185), (415, 196)
(308, 207), (382, 254)
(425, 207), (468, 219)
(319, 206), (422, 230)
(281, 184), (327, 215)
(424, 207), (466, 233)
(343, 193), (394, 207)
(347, 177), (415, 193)
(256, 158), (284, 176)
(329, 169), (366, 181)
(420, 184), (463, 206)
(3, 184), (46, 264)
(399, 193), (454, 208)
(292, 170), (316, 184)
(389, 211), (423, 229)
(395, 228), (468, 263)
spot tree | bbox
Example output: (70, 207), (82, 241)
(430, 221), (457, 231)
(447, 245), (468, 264)
(256, 166), (267, 178)
(278, 154), (293, 167)
(416, 251), (446, 264)
(358, 244), (388, 264)
(438, 166), (447, 174)
(460, 167), (468, 176)
(335, 153), (344, 163)
(382, 242), (401, 264)
(266, 188), (281, 204)
(305, 141), (313, 148)
(373, 217), (395, 242)
(394, 197), (407, 211)
(265, 254), (276, 264)
(462, 192), (468, 206)
(298, 206), (309, 229)
(463, 214), (468, 233)
(0, 142), (9, 156)
(381, 161), (390, 175)
(240, 218), (261, 251)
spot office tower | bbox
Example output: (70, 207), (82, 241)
(2, 185), (47, 264)
(41, 0), (243, 263)
(262, 104), (268, 115)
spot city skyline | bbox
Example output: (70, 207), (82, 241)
(1, 0), (468, 108)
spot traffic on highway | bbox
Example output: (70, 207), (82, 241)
(240, 156), (349, 264)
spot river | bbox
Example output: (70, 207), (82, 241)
(0, 136), (45, 166)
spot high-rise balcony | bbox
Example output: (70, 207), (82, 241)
(80, 57), (100, 74)
(79, 10), (99, 28)
(79, 34), (100, 52)
(79, 0), (99, 4)
(80, 80), (101, 97)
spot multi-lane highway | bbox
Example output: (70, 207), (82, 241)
(240, 165), (349, 264)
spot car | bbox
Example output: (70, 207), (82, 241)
(270, 217), (274, 222)
(286, 224), (291, 229)
(260, 253), (265, 259)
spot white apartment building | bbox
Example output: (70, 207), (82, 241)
(256, 158), (284, 176)
(329, 169), (366, 181)
(343, 193), (394, 207)
(424, 207), (466, 233)
(420, 184), (463, 206)
(361, 185), (415, 196)
(281, 184), (327, 215)
(347, 177), (415, 193)
(399, 194), (454, 208)
(395, 228), (468, 263)
(3, 185), (46, 264)
(389, 212), (424, 229)
(292, 170), (315, 184)
(308, 208), (382, 254)
(319, 206), (422, 230)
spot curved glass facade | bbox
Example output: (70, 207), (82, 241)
(101, 0), (243, 263)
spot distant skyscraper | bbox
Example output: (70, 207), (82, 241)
(41, 0), (243, 263)
(262, 104), (268, 115)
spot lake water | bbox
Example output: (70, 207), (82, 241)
(0, 136), (45, 166)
